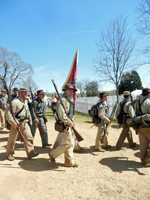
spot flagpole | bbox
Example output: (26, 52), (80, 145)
(62, 47), (79, 115)
(73, 47), (79, 115)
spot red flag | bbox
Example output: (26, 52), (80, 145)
(62, 49), (78, 102)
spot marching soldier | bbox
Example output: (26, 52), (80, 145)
(95, 92), (111, 152)
(6, 88), (39, 161)
(0, 89), (7, 129)
(134, 88), (150, 165)
(49, 83), (78, 167)
(31, 89), (51, 148)
(115, 91), (136, 150)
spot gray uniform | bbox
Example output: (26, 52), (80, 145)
(115, 98), (135, 149)
(31, 97), (49, 146)
(95, 99), (110, 150)
(0, 94), (7, 128)
(6, 97), (34, 158)
(135, 96), (150, 163)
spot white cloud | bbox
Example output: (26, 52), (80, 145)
(34, 66), (46, 73)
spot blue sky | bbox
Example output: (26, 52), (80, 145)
(0, 0), (147, 93)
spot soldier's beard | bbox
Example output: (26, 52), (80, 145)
(67, 94), (74, 102)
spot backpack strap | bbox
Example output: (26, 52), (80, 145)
(136, 97), (149, 115)
(96, 102), (101, 107)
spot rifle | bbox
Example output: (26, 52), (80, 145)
(4, 81), (26, 142)
(101, 101), (118, 143)
(52, 79), (84, 142)
(30, 87), (43, 136)
(130, 94), (134, 108)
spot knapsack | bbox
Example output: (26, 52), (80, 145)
(117, 100), (129, 125)
(88, 102), (102, 124)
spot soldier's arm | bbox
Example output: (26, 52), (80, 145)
(126, 103), (135, 118)
(6, 103), (17, 125)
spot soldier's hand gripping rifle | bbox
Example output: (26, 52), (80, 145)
(4, 81), (26, 142)
(101, 101), (118, 143)
(30, 87), (43, 136)
(52, 79), (84, 142)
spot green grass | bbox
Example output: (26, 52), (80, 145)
(46, 107), (55, 120)
(46, 107), (118, 125)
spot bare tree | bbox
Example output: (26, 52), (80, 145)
(0, 46), (33, 91)
(136, 0), (150, 36)
(93, 16), (136, 100)
(22, 75), (38, 94)
(136, 0), (150, 55)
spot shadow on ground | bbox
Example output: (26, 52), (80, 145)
(134, 151), (140, 158)
(0, 137), (8, 142)
(18, 158), (65, 172)
(0, 130), (9, 133)
(75, 145), (120, 155)
(111, 124), (121, 129)
(0, 152), (7, 161)
(121, 142), (139, 151)
(99, 156), (148, 175)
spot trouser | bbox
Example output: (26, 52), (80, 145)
(138, 126), (150, 162)
(31, 117), (48, 145)
(0, 107), (6, 128)
(95, 126), (108, 149)
(50, 128), (74, 166)
(53, 132), (80, 151)
(6, 121), (34, 158)
(116, 121), (134, 148)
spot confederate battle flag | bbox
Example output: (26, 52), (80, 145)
(62, 49), (78, 102)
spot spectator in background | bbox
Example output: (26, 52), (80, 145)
(27, 94), (31, 99)
(51, 93), (59, 115)
(33, 93), (37, 99)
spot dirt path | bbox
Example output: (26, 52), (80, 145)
(0, 119), (150, 200)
